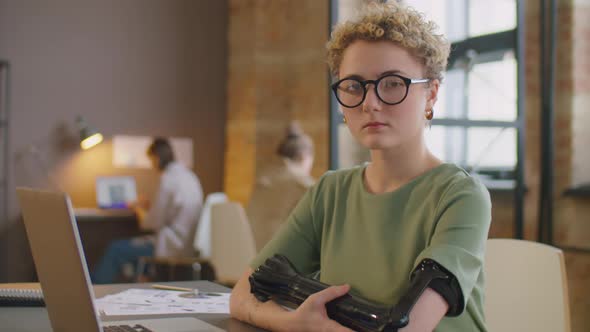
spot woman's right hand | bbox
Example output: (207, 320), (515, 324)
(287, 284), (354, 332)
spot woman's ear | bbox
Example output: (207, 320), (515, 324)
(426, 79), (440, 110)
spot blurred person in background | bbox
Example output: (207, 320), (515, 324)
(92, 137), (203, 284)
(247, 122), (315, 251)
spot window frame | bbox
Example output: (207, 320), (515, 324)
(432, 28), (518, 177)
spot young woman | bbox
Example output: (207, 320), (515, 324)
(230, 3), (491, 331)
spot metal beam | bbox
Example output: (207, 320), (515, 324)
(538, 0), (557, 245)
(328, 0), (339, 170)
(0, 61), (10, 224)
(514, 0), (527, 240)
(448, 30), (516, 69)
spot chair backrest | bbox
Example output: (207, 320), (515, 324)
(484, 238), (571, 332)
(209, 202), (257, 285)
(194, 192), (228, 258)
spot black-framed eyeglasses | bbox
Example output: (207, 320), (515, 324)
(331, 74), (430, 108)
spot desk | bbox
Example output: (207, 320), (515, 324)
(8, 209), (145, 282)
(0, 281), (264, 332)
(75, 208), (149, 272)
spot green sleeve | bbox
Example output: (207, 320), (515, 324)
(413, 177), (491, 314)
(249, 183), (321, 275)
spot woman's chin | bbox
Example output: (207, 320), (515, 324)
(360, 137), (399, 151)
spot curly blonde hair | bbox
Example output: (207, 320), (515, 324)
(327, 1), (450, 82)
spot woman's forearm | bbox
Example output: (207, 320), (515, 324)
(230, 269), (295, 332)
(399, 288), (448, 332)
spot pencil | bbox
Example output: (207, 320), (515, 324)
(151, 284), (195, 292)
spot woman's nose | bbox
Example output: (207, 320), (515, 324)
(362, 84), (382, 112)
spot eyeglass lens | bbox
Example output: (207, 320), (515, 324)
(335, 75), (407, 107)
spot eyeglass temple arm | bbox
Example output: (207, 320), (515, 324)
(409, 78), (430, 84)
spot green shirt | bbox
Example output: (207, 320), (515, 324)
(250, 163), (491, 331)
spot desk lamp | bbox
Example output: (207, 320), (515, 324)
(77, 116), (103, 150)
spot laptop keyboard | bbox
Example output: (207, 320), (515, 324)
(103, 324), (154, 332)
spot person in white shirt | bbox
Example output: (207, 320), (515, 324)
(92, 137), (203, 284)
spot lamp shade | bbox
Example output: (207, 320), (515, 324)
(77, 116), (103, 150)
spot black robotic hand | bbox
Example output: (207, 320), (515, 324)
(249, 255), (449, 332)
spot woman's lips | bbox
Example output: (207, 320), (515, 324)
(363, 122), (387, 129)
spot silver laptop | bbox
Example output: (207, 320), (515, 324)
(16, 187), (224, 332)
(95, 176), (137, 209)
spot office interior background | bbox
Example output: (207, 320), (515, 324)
(0, 0), (588, 330)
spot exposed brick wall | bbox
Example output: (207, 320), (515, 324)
(488, 192), (514, 238)
(559, 2), (590, 329)
(565, 250), (590, 332)
(571, 1), (590, 186)
(225, 0), (329, 205)
(523, 0), (543, 241)
(523, 1), (590, 331)
(225, 0), (262, 205)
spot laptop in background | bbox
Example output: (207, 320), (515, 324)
(16, 187), (223, 332)
(96, 176), (137, 209)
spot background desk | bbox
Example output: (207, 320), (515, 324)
(0, 280), (264, 332)
(6, 209), (145, 282)
(75, 208), (150, 272)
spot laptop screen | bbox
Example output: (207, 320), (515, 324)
(95, 176), (137, 209)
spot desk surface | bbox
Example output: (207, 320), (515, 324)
(0, 281), (264, 332)
(74, 207), (137, 219)
(73, 208), (147, 272)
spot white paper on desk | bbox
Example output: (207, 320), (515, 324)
(95, 288), (230, 316)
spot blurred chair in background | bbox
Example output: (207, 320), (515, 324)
(137, 200), (256, 286)
(484, 238), (571, 332)
(135, 192), (228, 282)
(210, 201), (257, 286)
(194, 192), (228, 259)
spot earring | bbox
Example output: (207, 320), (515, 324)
(425, 108), (434, 120)
(343, 116), (347, 124)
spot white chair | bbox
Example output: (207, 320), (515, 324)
(194, 192), (228, 259)
(209, 202), (257, 286)
(484, 238), (571, 332)
(135, 192), (228, 282)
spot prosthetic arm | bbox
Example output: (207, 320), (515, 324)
(249, 254), (454, 332)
